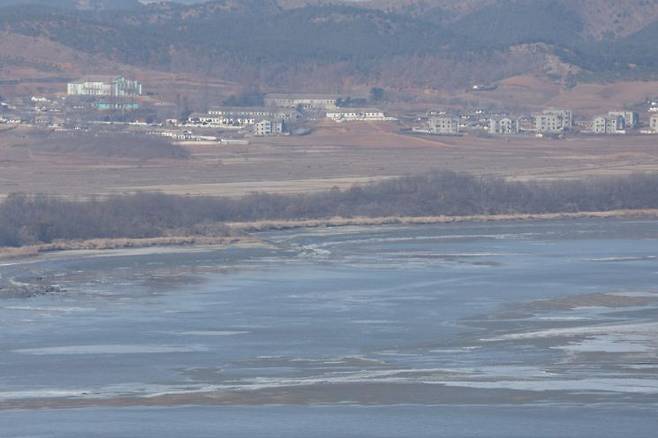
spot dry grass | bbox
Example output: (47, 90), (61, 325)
(228, 209), (658, 232)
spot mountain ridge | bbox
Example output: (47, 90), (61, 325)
(0, 0), (657, 92)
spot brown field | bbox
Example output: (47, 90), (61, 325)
(1, 122), (658, 198)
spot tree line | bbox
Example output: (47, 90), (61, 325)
(1, 171), (658, 247)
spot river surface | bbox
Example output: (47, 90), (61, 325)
(1, 219), (657, 436)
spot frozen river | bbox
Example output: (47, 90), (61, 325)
(1, 219), (657, 436)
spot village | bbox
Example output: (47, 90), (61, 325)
(1, 75), (658, 146)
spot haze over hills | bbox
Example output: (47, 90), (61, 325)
(1, 0), (658, 93)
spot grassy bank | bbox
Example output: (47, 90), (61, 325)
(1, 209), (657, 259)
(228, 209), (658, 232)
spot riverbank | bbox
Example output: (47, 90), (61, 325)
(227, 209), (658, 232)
(0, 235), (266, 261)
(2, 208), (658, 260)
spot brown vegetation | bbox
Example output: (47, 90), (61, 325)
(227, 209), (658, 233)
(2, 171), (658, 248)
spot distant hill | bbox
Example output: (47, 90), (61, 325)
(0, 0), (141, 9)
(285, 0), (658, 38)
(450, 0), (585, 48)
(1, 0), (657, 91)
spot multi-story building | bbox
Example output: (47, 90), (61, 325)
(428, 117), (460, 135)
(535, 109), (573, 134)
(489, 117), (519, 135)
(608, 111), (639, 129)
(326, 109), (389, 122)
(67, 76), (142, 97)
(651, 114), (658, 133)
(592, 115), (625, 134)
(265, 94), (338, 110)
(592, 116), (608, 134)
(254, 119), (284, 136)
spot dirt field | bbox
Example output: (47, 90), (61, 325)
(1, 122), (658, 198)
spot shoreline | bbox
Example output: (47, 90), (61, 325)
(1, 208), (658, 260)
(0, 235), (266, 261)
(227, 208), (658, 232)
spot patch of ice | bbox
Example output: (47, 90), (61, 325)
(3, 306), (95, 313)
(554, 334), (654, 353)
(441, 378), (658, 394)
(176, 330), (249, 336)
(14, 344), (209, 355)
(482, 322), (658, 342)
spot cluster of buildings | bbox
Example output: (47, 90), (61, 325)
(0, 75), (148, 131)
(185, 93), (391, 136)
(5, 77), (658, 144)
(588, 111), (658, 136)
(413, 107), (658, 137)
(592, 113), (630, 134)
(186, 107), (294, 136)
(1, 86), (390, 139)
(0, 95), (67, 127)
(488, 109), (573, 136)
(187, 107), (299, 134)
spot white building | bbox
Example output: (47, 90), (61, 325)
(535, 109), (573, 134)
(67, 76), (142, 97)
(592, 115), (625, 134)
(187, 113), (237, 128)
(326, 109), (390, 122)
(149, 130), (195, 141)
(265, 94), (338, 110)
(608, 111), (638, 129)
(489, 117), (519, 135)
(254, 119), (284, 136)
(651, 114), (658, 133)
(428, 117), (460, 135)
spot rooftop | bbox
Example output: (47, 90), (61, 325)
(266, 93), (338, 100)
(69, 75), (126, 84)
(328, 108), (383, 113)
(209, 106), (294, 113)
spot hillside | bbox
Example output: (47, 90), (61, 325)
(282, 0), (658, 36)
(1, 0), (658, 92)
(0, 0), (140, 9)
